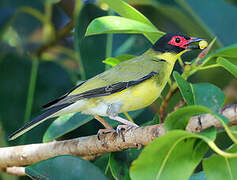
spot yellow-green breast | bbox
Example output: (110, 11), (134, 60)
(66, 50), (185, 116)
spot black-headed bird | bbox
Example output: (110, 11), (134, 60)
(9, 33), (207, 140)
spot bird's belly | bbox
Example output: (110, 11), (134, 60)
(78, 78), (163, 116)
(102, 78), (161, 113)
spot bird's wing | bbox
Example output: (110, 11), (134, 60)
(42, 80), (86, 109)
(43, 55), (163, 109)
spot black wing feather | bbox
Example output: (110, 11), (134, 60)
(42, 81), (86, 109)
(72, 71), (158, 99)
(42, 71), (158, 109)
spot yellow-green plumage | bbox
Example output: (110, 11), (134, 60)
(8, 33), (206, 140)
(68, 50), (188, 115)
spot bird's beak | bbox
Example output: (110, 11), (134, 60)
(185, 37), (206, 49)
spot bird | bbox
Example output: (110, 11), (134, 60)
(8, 33), (207, 141)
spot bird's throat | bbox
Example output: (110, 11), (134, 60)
(145, 48), (189, 65)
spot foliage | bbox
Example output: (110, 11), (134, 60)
(0, 0), (237, 179)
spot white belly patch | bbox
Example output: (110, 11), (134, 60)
(54, 100), (86, 116)
(81, 102), (109, 116)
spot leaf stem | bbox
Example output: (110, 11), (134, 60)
(105, 10), (114, 70)
(74, 1), (86, 80)
(24, 57), (39, 124)
(198, 64), (221, 70)
(206, 141), (237, 158)
(124, 112), (134, 123)
(178, 57), (184, 68)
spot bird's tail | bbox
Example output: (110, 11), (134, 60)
(8, 103), (72, 141)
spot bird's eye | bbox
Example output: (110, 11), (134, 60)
(175, 38), (181, 43)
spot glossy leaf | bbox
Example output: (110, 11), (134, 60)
(101, 0), (154, 26)
(165, 105), (217, 135)
(165, 105), (228, 138)
(94, 153), (110, 174)
(109, 153), (130, 180)
(207, 44), (237, 62)
(173, 71), (194, 105)
(203, 145), (237, 180)
(110, 149), (140, 180)
(101, 0), (163, 43)
(217, 57), (237, 77)
(86, 16), (163, 43)
(142, 113), (160, 126)
(192, 83), (225, 112)
(43, 113), (93, 142)
(26, 155), (107, 180)
(0, 54), (73, 144)
(130, 130), (209, 180)
(103, 54), (136, 67)
(74, 4), (107, 79)
(150, 3), (222, 49)
(164, 104), (237, 147)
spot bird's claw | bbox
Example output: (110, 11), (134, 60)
(97, 128), (116, 140)
(97, 125), (138, 142)
(116, 125), (137, 142)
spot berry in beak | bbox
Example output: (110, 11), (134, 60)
(185, 37), (208, 49)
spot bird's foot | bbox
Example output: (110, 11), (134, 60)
(116, 124), (139, 142)
(97, 128), (116, 141)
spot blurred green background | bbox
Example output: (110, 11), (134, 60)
(0, 0), (237, 179)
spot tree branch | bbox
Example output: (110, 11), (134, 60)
(0, 104), (236, 171)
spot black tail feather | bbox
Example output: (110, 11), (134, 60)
(8, 103), (73, 140)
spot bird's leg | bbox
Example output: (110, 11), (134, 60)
(108, 115), (139, 142)
(94, 115), (115, 140)
(108, 115), (139, 127)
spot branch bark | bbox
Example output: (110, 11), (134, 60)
(0, 104), (236, 171)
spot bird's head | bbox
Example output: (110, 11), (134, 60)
(152, 33), (207, 53)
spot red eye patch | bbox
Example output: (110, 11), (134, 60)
(168, 36), (191, 49)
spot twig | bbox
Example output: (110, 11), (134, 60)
(35, 20), (74, 56)
(159, 86), (179, 121)
(0, 104), (236, 172)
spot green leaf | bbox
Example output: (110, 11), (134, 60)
(142, 113), (160, 126)
(165, 105), (237, 146)
(25, 155), (107, 180)
(109, 149), (141, 180)
(43, 113), (93, 142)
(173, 71), (194, 105)
(74, 3), (107, 79)
(208, 44), (237, 62)
(86, 16), (163, 44)
(101, 0), (154, 26)
(217, 57), (237, 77)
(192, 83), (225, 112)
(93, 153), (110, 174)
(109, 153), (130, 180)
(100, 0), (164, 43)
(165, 105), (216, 134)
(130, 130), (209, 180)
(103, 54), (136, 67)
(0, 54), (73, 144)
(203, 145), (237, 180)
(150, 3), (222, 49)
